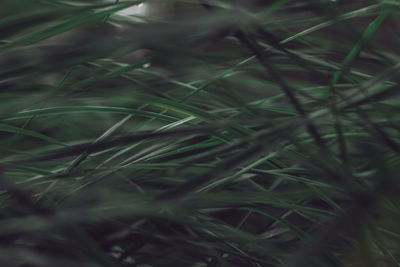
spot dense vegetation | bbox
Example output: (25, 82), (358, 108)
(0, 0), (399, 266)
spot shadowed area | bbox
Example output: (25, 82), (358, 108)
(0, 1), (399, 266)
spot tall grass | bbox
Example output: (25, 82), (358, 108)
(0, 0), (399, 266)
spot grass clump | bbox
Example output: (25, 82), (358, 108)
(0, 0), (399, 266)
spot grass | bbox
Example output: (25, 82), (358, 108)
(0, 0), (399, 266)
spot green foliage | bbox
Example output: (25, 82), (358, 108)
(0, 0), (399, 266)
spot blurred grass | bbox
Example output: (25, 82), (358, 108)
(0, 0), (399, 266)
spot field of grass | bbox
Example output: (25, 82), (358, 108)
(0, 0), (399, 266)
